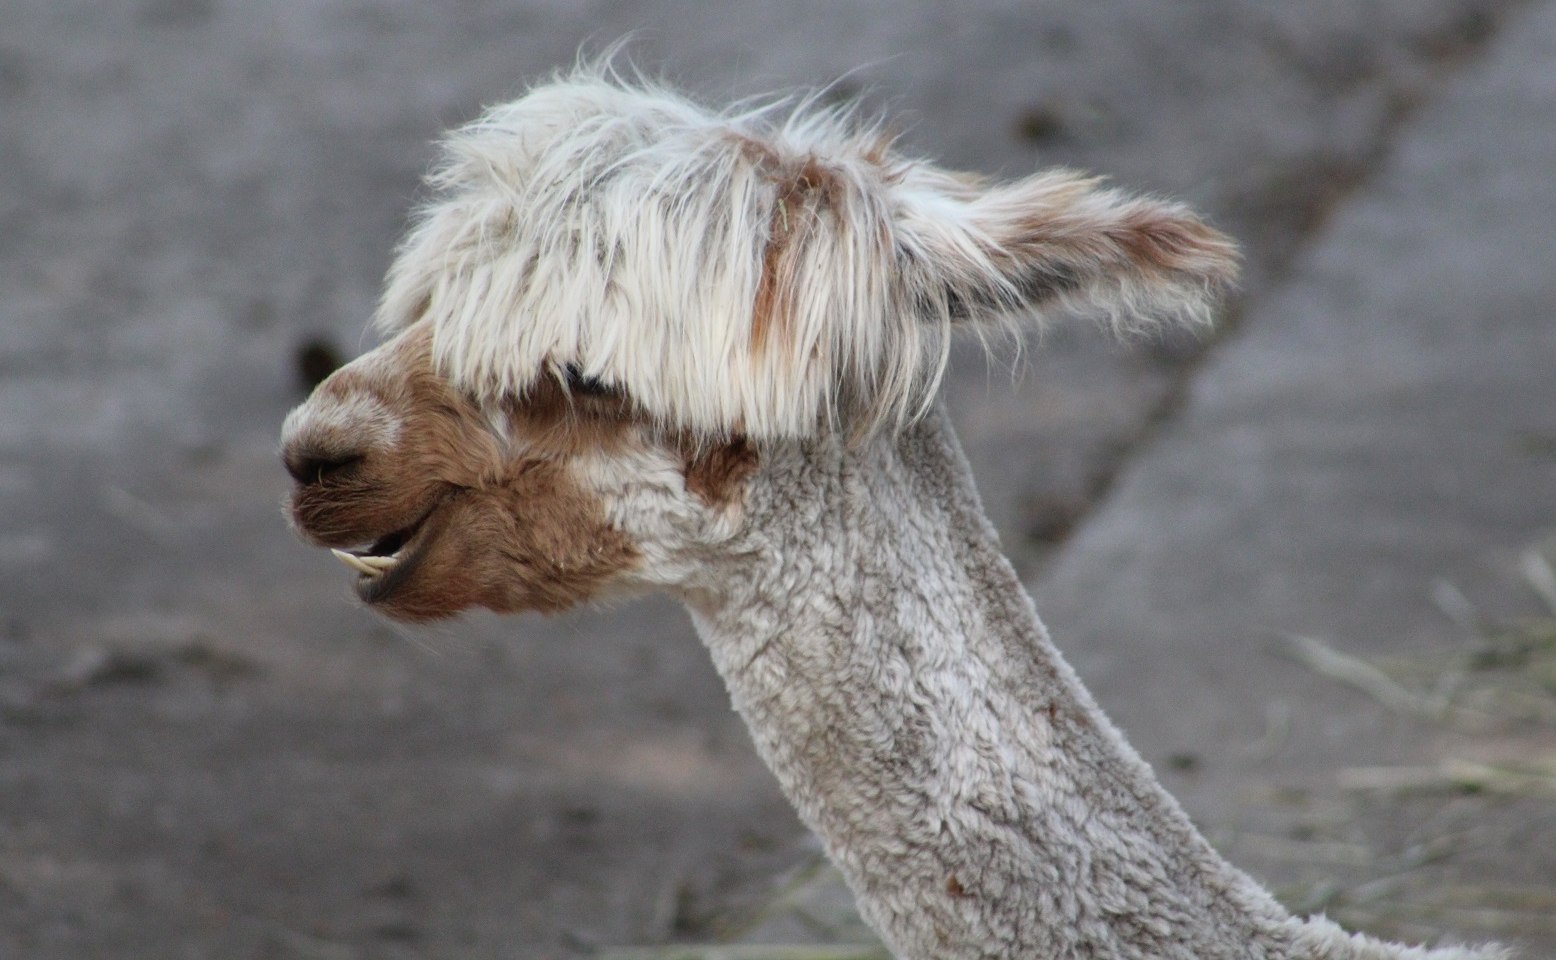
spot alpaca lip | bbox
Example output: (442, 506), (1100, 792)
(353, 552), (412, 604)
(331, 502), (441, 602)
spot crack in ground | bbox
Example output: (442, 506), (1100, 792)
(1024, 0), (1533, 570)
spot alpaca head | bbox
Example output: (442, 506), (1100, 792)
(281, 316), (759, 621)
(281, 67), (1238, 621)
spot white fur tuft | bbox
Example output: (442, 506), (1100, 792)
(378, 62), (1238, 440)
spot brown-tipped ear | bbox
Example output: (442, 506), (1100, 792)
(892, 168), (1239, 333)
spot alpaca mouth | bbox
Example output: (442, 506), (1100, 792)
(329, 502), (440, 602)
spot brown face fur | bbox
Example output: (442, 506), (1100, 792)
(281, 322), (671, 622)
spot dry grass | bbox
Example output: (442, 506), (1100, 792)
(1272, 541), (1556, 946)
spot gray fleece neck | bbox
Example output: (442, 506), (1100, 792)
(685, 407), (1503, 960)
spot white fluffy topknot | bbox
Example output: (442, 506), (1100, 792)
(377, 59), (1238, 441)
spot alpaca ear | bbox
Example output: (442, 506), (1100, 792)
(891, 169), (1239, 334)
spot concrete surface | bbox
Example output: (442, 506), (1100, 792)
(1042, 0), (1556, 950)
(1, 1), (1552, 958)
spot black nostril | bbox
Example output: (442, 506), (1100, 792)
(284, 450), (365, 485)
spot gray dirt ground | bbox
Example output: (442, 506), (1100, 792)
(2, 2), (1553, 958)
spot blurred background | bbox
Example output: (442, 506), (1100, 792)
(2, 1), (1554, 958)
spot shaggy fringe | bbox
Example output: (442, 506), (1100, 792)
(378, 57), (1239, 440)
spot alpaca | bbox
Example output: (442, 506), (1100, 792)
(280, 68), (1508, 960)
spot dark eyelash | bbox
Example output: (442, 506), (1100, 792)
(563, 363), (617, 398)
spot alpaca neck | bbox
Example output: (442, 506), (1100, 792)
(682, 408), (1460, 960)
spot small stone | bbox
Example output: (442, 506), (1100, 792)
(294, 337), (345, 392)
(1014, 104), (1067, 143)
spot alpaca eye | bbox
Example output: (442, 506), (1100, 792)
(563, 364), (617, 398)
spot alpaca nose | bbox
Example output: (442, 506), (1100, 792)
(282, 444), (365, 486)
